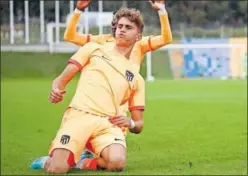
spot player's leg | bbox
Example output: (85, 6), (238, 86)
(75, 144), (126, 171)
(100, 143), (126, 171)
(45, 108), (98, 174)
(95, 109), (127, 171)
(30, 108), (73, 170)
(77, 117), (127, 171)
(74, 137), (105, 170)
(30, 148), (94, 169)
(44, 148), (73, 174)
(75, 143), (126, 171)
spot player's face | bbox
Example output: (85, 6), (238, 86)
(115, 17), (141, 47)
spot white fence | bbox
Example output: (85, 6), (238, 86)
(2, 0), (128, 45)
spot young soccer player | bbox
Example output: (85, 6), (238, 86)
(32, 7), (146, 174)
(64, 0), (171, 141)
(30, 1), (173, 173)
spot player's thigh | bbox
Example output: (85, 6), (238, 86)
(91, 122), (126, 162)
(49, 108), (98, 163)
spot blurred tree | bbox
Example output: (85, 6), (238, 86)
(0, 1), (9, 24)
(186, 1), (208, 26)
(205, 1), (230, 26)
(237, 1), (247, 25)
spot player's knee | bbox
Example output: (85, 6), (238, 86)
(45, 149), (72, 174)
(107, 155), (126, 172)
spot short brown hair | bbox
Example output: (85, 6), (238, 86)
(111, 8), (144, 37)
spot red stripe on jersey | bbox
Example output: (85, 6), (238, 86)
(86, 34), (90, 43)
(148, 37), (154, 51)
(68, 59), (83, 71)
(129, 106), (145, 111)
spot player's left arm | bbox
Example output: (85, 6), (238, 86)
(108, 75), (145, 134)
(129, 110), (144, 134)
(141, 0), (173, 54)
(108, 109), (144, 134)
(128, 75), (145, 134)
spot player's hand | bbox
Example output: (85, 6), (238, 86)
(108, 115), (132, 128)
(149, 0), (165, 11)
(76, 0), (91, 11)
(49, 88), (66, 104)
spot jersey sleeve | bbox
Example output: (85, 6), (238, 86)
(128, 75), (145, 112)
(64, 12), (113, 46)
(68, 43), (96, 71)
(140, 13), (172, 54)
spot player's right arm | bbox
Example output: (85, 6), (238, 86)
(49, 64), (78, 104)
(49, 43), (93, 104)
(64, 0), (112, 45)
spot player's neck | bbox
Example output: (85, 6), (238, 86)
(114, 44), (134, 59)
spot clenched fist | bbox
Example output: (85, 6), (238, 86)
(76, 0), (91, 11)
(149, 0), (165, 11)
(49, 88), (66, 104)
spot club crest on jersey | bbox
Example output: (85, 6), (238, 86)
(60, 135), (70, 145)
(126, 70), (134, 82)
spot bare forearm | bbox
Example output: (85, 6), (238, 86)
(52, 76), (68, 90)
(52, 64), (80, 90)
(129, 110), (144, 134)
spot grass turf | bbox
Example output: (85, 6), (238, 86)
(1, 78), (247, 175)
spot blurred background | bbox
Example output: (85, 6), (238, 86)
(1, 2), (247, 175)
(1, 0), (247, 80)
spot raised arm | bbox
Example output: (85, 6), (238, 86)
(141, 0), (173, 53)
(63, 0), (90, 45)
(64, 0), (112, 46)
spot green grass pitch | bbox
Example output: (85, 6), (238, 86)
(1, 78), (247, 175)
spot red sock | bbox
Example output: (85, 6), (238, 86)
(82, 158), (97, 170)
(67, 151), (76, 167)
